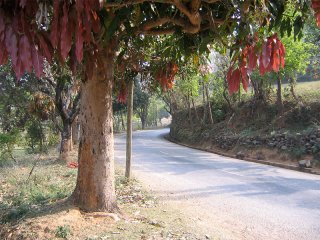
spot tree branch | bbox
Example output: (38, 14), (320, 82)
(70, 92), (81, 123)
(104, 0), (174, 8)
(138, 28), (176, 35)
(55, 81), (69, 121)
(137, 14), (202, 35)
(106, 0), (205, 34)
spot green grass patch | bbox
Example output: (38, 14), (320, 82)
(0, 149), (77, 223)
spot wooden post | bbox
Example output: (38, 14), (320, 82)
(125, 80), (134, 179)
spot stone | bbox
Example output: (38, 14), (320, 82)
(236, 151), (245, 159)
(256, 152), (265, 160)
(281, 145), (287, 150)
(310, 134), (316, 139)
(298, 160), (312, 168)
(268, 142), (275, 147)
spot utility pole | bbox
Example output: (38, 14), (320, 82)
(125, 79), (134, 179)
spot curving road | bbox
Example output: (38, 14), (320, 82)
(114, 128), (320, 240)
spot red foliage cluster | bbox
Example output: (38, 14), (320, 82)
(0, 1), (48, 79)
(51, 0), (101, 64)
(117, 79), (127, 104)
(117, 87), (127, 104)
(0, 0), (101, 79)
(259, 33), (285, 76)
(155, 62), (179, 92)
(312, 0), (320, 26)
(227, 33), (285, 95)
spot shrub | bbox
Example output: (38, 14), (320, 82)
(0, 129), (20, 164)
(55, 225), (71, 239)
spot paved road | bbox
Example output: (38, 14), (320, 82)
(114, 128), (320, 240)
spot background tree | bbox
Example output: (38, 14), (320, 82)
(0, 64), (59, 157)
(133, 80), (151, 130)
(45, 64), (81, 163)
(279, 35), (314, 102)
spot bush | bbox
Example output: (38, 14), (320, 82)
(212, 108), (225, 122)
(26, 121), (47, 153)
(0, 129), (20, 163)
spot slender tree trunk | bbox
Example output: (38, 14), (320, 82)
(155, 104), (158, 127)
(73, 45), (117, 212)
(202, 79), (207, 123)
(191, 97), (199, 121)
(125, 80), (133, 179)
(276, 73), (283, 113)
(60, 120), (72, 163)
(205, 85), (213, 124)
(114, 115), (119, 132)
(141, 116), (146, 129)
(187, 93), (192, 126)
(72, 116), (80, 145)
(289, 77), (299, 101)
(120, 111), (125, 131)
(223, 77), (234, 112)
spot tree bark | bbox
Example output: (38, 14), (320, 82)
(120, 111), (125, 131)
(141, 116), (146, 129)
(72, 116), (80, 146)
(138, 106), (148, 130)
(187, 93), (192, 126)
(202, 79), (207, 123)
(289, 77), (299, 102)
(205, 84), (213, 124)
(223, 77), (234, 113)
(60, 120), (72, 163)
(125, 80), (134, 179)
(191, 97), (199, 121)
(73, 45), (117, 212)
(276, 74), (283, 113)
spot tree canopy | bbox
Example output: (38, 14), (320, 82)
(0, 0), (317, 83)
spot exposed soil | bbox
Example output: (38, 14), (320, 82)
(170, 100), (320, 173)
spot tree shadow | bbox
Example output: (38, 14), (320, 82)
(152, 175), (320, 209)
(0, 198), (74, 225)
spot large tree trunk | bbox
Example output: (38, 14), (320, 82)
(60, 120), (72, 162)
(73, 46), (117, 212)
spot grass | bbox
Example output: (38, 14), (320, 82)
(0, 149), (77, 224)
(283, 80), (320, 102)
(0, 147), (203, 240)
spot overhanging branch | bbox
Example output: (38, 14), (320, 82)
(107, 0), (224, 35)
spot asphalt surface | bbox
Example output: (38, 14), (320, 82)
(114, 128), (320, 240)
